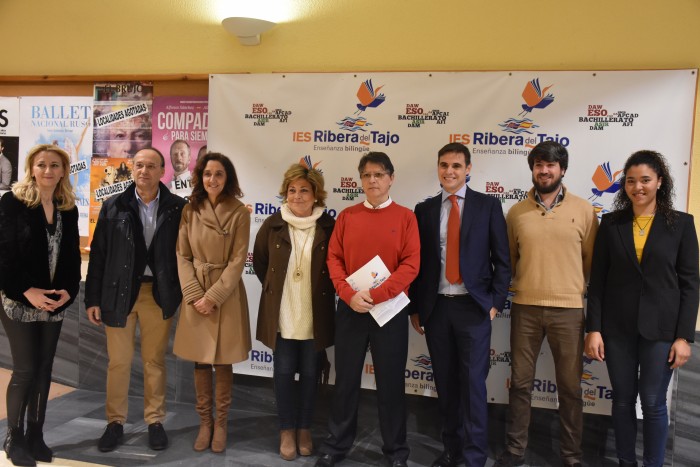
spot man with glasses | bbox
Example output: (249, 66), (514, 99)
(316, 152), (420, 467)
(86, 148), (186, 453)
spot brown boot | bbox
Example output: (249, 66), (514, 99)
(193, 366), (213, 451)
(279, 429), (296, 460)
(211, 365), (232, 453)
(297, 428), (313, 456)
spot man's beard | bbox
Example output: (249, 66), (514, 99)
(532, 174), (563, 194)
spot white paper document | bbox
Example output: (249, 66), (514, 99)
(345, 255), (410, 327)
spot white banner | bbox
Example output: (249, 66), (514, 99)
(208, 70), (697, 415)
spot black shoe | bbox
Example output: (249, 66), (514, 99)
(97, 422), (123, 452)
(148, 422), (168, 450)
(25, 424), (52, 463)
(494, 450), (525, 467)
(619, 460), (638, 467)
(315, 452), (343, 466)
(384, 458), (408, 467)
(432, 450), (463, 467)
(4, 427), (36, 466)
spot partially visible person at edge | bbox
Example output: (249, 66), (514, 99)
(585, 150), (699, 467)
(173, 152), (252, 453)
(253, 163), (336, 461)
(315, 152), (420, 467)
(0, 144), (81, 466)
(495, 141), (599, 467)
(85, 148), (186, 454)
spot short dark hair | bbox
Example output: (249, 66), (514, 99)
(189, 152), (243, 211)
(136, 147), (165, 168)
(527, 141), (568, 171)
(358, 152), (394, 176)
(438, 142), (471, 166)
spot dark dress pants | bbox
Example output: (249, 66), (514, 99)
(424, 294), (491, 467)
(320, 299), (409, 462)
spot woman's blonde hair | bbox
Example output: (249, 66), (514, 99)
(12, 144), (76, 210)
(278, 163), (327, 207)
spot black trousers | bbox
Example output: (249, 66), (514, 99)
(0, 304), (63, 431)
(320, 300), (409, 461)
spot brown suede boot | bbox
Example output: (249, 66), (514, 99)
(211, 365), (233, 453)
(193, 366), (213, 451)
(297, 428), (313, 456)
(279, 429), (296, 460)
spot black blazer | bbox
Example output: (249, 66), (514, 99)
(0, 192), (81, 313)
(586, 210), (699, 342)
(409, 187), (511, 324)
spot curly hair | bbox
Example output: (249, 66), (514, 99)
(278, 163), (327, 208)
(611, 150), (677, 228)
(12, 144), (76, 210)
(189, 152), (243, 212)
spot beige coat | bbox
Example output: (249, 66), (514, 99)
(173, 197), (251, 364)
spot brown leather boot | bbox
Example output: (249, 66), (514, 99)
(193, 366), (213, 451)
(211, 365), (232, 453)
(297, 428), (313, 456)
(279, 429), (296, 460)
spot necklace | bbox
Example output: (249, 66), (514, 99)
(633, 214), (654, 236)
(291, 226), (312, 282)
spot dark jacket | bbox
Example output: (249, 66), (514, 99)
(0, 192), (81, 313)
(85, 182), (186, 327)
(253, 210), (336, 351)
(408, 187), (511, 323)
(586, 210), (700, 342)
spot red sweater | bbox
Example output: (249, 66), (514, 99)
(327, 201), (420, 305)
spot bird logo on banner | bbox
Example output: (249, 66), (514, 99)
(356, 79), (386, 112)
(519, 78), (555, 116)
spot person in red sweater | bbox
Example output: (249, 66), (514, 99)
(315, 152), (420, 467)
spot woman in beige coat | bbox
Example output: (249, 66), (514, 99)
(174, 152), (251, 453)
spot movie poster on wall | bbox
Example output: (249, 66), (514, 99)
(0, 97), (20, 195)
(17, 97), (93, 238)
(87, 82), (153, 248)
(209, 70), (697, 415)
(152, 96), (208, 198)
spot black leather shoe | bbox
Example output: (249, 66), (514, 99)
(97, 422), (123, 452)
(494, 450), (525, 467)
(4, 427), (36, 466)
(25, 423), (52, 462)
(315, 453), (343, 466)
(432, 450), (463, 467)
(384, 458), (408, 467)
(148, 422), (168, 450)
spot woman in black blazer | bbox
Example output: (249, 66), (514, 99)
(585, 150), (699, 467)
(0, 145), (81, 466)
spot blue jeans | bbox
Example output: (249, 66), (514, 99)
(273, 333), (318, 430)
(605, 334), (673, 467)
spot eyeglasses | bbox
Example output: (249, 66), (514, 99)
(360, 172), (389, 180)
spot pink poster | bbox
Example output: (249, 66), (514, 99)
(152, 96), (208, 198)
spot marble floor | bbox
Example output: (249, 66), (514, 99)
(0, 359), (698, 467)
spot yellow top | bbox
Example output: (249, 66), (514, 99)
(632, 215), (654, 262)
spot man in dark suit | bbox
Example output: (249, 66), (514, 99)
(409, 142), (510, 467)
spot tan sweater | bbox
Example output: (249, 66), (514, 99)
(506, 186), (599, 308)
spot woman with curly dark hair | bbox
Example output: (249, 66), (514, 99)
(0, 145), (81, 466)
(585, 150), (699, 467)
(173, 152), (251, 453)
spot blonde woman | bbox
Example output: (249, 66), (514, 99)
(0, 145), (81, 466)
(254, 163), (335, 460)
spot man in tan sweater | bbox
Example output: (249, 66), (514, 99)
(495, 141), (598, 467)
